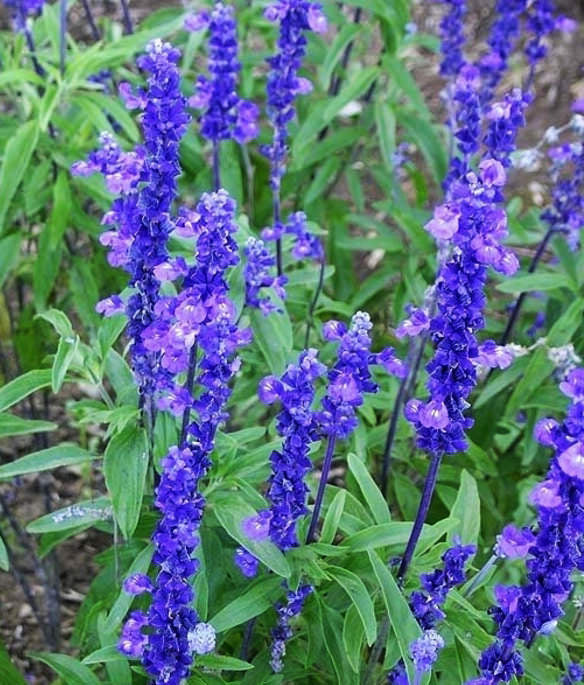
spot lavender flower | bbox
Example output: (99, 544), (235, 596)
(3, 0), (45, 30)
(259, 349), (326, 550)
(494, 524), (535, 559)
(261, 211), (324, 269)
(563, 663), (584, 684)
(410, 629), (445, 676)
(244, 237), (287, 315)
(234, 546), (259, 577)
(437, 0), (467, 78)
(474, 367), (584, 683)
(119, 190), (249, 685)
(185, 2), (259, 144)
(525, 0), (557, 67)
(262, 0), (328, 191)
(269, 584), (312, 672)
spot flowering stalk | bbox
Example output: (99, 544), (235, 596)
(119, 0), (133, 34)
(472, 368), (584, 683)
(80, 0), (100, 41)
(119, 190), (249, 684)
(59, 0), (67, 76)
(262, 0), (328, 274)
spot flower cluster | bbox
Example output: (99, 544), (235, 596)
(262, 211), (324, 264)
(262, 0), (328, 190)
(319, 312), (407, 439)
(388, 543), (475, 682)
(473, 367), (584, 683)
(563, 663), (584, 685)
(437, 0), (467, 78)
(243, 237), (287, 315)
(407, 86), (534, 455)
(270, 584), (313, 672)
(74, 40), (190, 411)
(258, 349), (326, 550)
(185, 2), (259, 144)
(4, 0), (45, 30)
(117, 190), (249, 685)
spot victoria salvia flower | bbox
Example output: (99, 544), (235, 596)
(388, 543), (475, 683)
(473, 367), (584, 683)
(3, 0), (45, 30)
(437, 0), (467, 78)
(262, 211), (324, 264)
(74, 40), (190, 412)
(270, 584), (313, 672)
(243, 237), (288, 315)
(262, 0), (328, 190)
(185, 2), (259, 144)
(563, 663), (584, 685)
(118, 190), (250, 685)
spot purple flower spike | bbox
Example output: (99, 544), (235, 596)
(269, 584), (313, 673)
(410, 630), (445, 674)
(186, 2), (259, 144)
(495, 524), (535, 559)
(244, 237), (288, 315)
(262, 0), (327, 190)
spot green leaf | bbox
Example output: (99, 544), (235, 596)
(26, 497), (111, 534)
(323, 67), (380, 123)
(213, 496), (290, 578)
(0, 444), (94, 480)
(0, 535), (8, 571)
(0, 234), (21, 289)
(375, 101), (396, 171)
(104, 545), (153, 633)
(505, 347), (554, 418)
(547, 298), (584, 346)
(0, 369), (51, 411)
(320, 489), (346, 544)
(0, 121), (39, 235)
(104, 426), (149, 540)
(341, 518), (456, 552)
(328, 566), (377, 645)
(496, 272), (572, 294)
(82, 645), (125, 665)
(396, 111), (446, 184)
(368, 551), (422, 684)
(36, 309), (74, 338)
(52, 335), (79, 393)
(210, 576), (282, 633)
(383, 55), (430, 117)
(0, 638), (26, 683)
(197, 654), (254, 672)
(318, 23), (361, 89)
(342, 604), (364, 674)
(448, 470), (480, 546)
(249, 306), (293, 376)
(31, 653), (101, 685)
(0, 413), (56, 438)
(347, 453), (390, 525)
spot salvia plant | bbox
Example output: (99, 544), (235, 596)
(0, 0), (584, 684)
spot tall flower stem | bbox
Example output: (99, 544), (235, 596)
(397, 452), (443, 583)
(179, 343), (198, 446)
(463, 553), (498, 598)
(80, 0), (100, 41)
(120, 0), (133, 34)
(303, 259), (325, 348)
(274, 190), (283, 276)
(380, 335), (427, 497)
(24, 27), (44, 78)
(306, 436), (337, 543)
(212, 140), (221, 191)
(59, 0), (67, 76)
(498, 226), (555, 345)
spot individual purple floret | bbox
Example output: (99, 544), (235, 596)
(494, 524), (535, 559)
(185, 2), (259, 144)
(396, 307), (430, 339)
(234, 546), (259, 578)
(262, 0), (328, 191)
(475, 341), (514, 370)
(473, 367), (584, 683)
(259, 348), (326, 550)
(244, 237), (288, 315)
(269, 584), (313, 672)
(123, 573), (153, 596)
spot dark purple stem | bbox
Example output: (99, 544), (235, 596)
(81, 0), (101, 41)
(212, 140), (221, 191)
(179, 343), (198, 446)
(274, 191), (283, 276)
(306, 435), (337, 543)
(303, 259), (325, 348)
(397, 451), (443, 583)
(498, 226), (555, 345)
(119, 0), (133, 34)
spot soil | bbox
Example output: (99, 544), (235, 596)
(0, 1), (583, 683)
